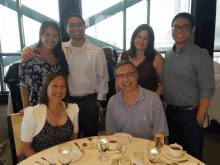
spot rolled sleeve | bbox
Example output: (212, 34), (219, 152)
(21, 107), (35, 142)
(105, 98), (117, 134)
(197, 53), (215, 99)
(96, 49), (109, 100)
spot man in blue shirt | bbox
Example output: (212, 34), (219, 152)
(106, 60), (169, 139)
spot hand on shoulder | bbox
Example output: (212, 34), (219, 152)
(21, 47), (35, 63)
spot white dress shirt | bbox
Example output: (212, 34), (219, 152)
(21, 102), (79, 142)
(62, 39), (109, 100)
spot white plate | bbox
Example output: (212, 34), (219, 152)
(164, 149), (188, 161)
(58, 149), (82, 163)
(112, 133), (133, 142)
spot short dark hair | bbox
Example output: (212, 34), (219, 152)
(102, 47), (113, 61)
(114, 60), (138, 78)
(129, 24), (156, 61)
(39, 72), (70, 108)
(64, 13), (85, 27)
(36, 21), (69, 77)
(171, 12), (196, 28)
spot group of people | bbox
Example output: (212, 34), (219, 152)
(16, 12), (214, 162)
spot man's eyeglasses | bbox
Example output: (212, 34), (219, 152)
(67, 23), (84, 29)
(116, 72), (136, 79)
(172, 25), (190, 31)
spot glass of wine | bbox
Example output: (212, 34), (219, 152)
(147, 140), (161, 164)
(98, 131), (110, 162)
(58, 143), (73, 165)
(117, 133), (130, 161)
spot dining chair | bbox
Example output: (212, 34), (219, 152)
(7, 113), (23, 165)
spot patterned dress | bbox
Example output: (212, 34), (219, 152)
(20, 116), (74, 161)
(19, 50), (63, 106)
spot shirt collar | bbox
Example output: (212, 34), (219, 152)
(118, 85), (145, 104)
(172, 40), (193, 53)
(65, 38), (92, 51)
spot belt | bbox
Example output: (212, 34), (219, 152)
(168, 104), (199, 111)
(70, 93), (97, 102)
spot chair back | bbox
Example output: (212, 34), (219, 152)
(7, 113), (23, 165)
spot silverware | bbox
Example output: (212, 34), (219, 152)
(41, 157), (53, 165)
(35, 161), (44, 165)
(74, 142), (84, 153)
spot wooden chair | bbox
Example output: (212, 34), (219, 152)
(7, 113), (23, 165)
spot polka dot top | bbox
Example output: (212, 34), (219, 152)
(30, 116), (74, 153)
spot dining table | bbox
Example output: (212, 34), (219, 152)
(18, 136), (205, 165)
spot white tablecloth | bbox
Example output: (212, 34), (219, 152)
(18, 137), (205, 165)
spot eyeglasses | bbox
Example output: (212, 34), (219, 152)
(67, 23), (84, 29)
(116, 72), (136, 79)
(172, 25), (190, 31)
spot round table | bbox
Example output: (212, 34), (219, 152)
(18, 137), (205, 165)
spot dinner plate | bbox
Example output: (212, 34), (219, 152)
(112, 133), (133, 142)
(57, 149), (82, 163)
(164, 150), (188, 161)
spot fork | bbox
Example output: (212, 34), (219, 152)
(74, 142), (85, 153)
(41, 157), (54, 165)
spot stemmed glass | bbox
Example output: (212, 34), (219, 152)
(117, 133), (130, 161)
(58, 143), (73, 165)
(147, 140), (161, 164)
(98, 131), (110, 162)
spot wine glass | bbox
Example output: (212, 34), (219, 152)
(117, 133), (130, 160)
(98, 131), (110, 162)
(147, 140), (161, 164)
(58, 143), (73, 165)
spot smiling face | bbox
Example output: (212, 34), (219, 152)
(41, 26), (59, 50)
(134, 30), (149, 51)
(65, 17), (85, 41)
(47, 76), (67, 102)
(172, 17), (196, 47)
(116, 64), (138, 93)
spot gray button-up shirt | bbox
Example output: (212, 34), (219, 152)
(106, 86), (169, 140)
(163, 41), (215, 106)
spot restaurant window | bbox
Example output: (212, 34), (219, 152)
(214, 0), (220, 63)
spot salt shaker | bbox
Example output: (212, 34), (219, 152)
(131, 150), (145, 165)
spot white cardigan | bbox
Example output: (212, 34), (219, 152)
(21, 102), (79, 142)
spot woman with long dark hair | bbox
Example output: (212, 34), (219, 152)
(118, 24), (164, 96)
(19, 21), (69, 108)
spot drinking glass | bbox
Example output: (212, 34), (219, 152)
(155, 129), (165, 151)
(147, 140), (161, 164)
(117, 133), (130, 160)
(98, 131), (110, 162)
(58, 143), (73, 165)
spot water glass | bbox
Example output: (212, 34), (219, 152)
(58, 143), (73, 165)
(98, 131), (110, 162)
(132, 150), (145, 165)
(117, 133), (130, 160)
(147, 141), (161, 164)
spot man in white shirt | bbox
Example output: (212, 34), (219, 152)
(63, 13), (109, 138)
(21, 13), (109, 138)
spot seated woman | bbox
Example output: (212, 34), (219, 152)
(20, 72), (78, 160)
(19, 21), (68, 109)
(118, 24), (164, 96)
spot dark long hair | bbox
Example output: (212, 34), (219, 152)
(129, 24), (156, 61)
(39, 72), (70, 108)
(36, 21), (69, 77)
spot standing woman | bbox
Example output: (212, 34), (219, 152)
(21, 72), (78, 160)
(118, 24), (164, 96)
(19, 21), (68, 108)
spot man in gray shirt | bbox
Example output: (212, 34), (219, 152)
(163, 12), (215, 161)
(106, 60), (169, 139)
